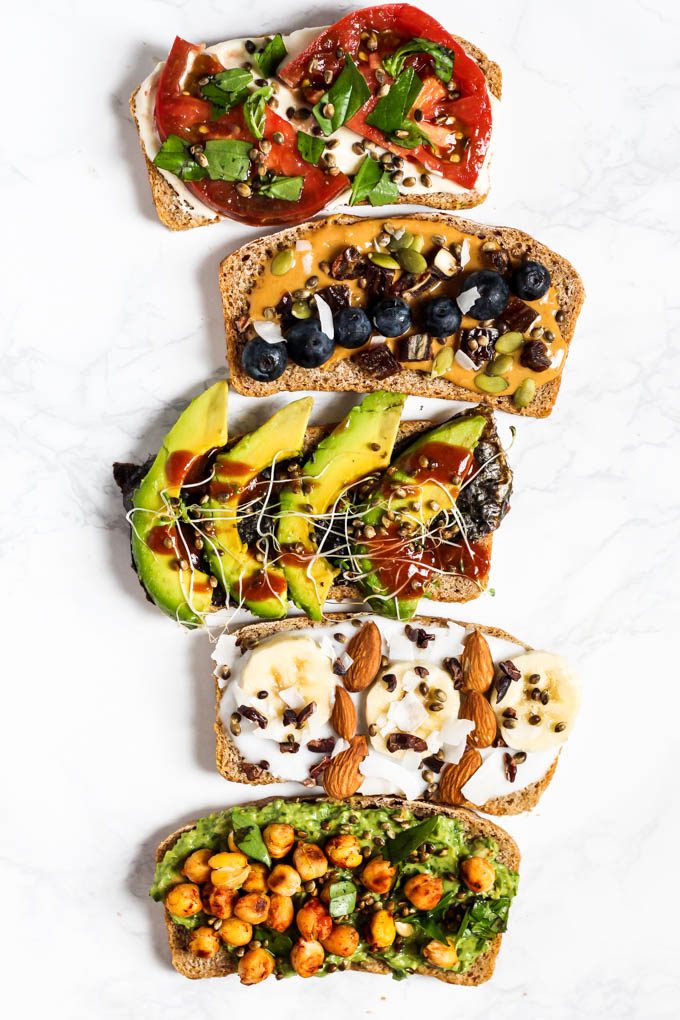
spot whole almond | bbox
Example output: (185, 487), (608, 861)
(461, 629), (494, 693)
(343, 622), (382, 693)
(438, 748), (482, 805)
(322, 735), (368, 799)
(460, 691), (497, 748)
(331, 686), (357, 741)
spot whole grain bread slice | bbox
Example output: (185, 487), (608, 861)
(130, 34), (500, 231)
(213, 612), (559, 815)
(155, 792), (519, 984)
(221, 212), (584, 417)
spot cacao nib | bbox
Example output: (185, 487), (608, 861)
(416, 629), (435, 649)
(492, 733), (508, 748)
(495, 674), (512, 704)
(386, 732), (428, 753)
(397, 333), (432, 362)
(282, 708), (298, 727)
(296, 702), (317, 727)
(502, 707), (517, 718)
(307, 737), (336, 754)
(280, 740), (300, 754)
(443, 657), (463, 683)
(422, 755), (445, 774)
(316, 284), (350, 316)
(459, 327), (500, 367)
(353, 343), (402, 379)
(275, 292), (295, 331)
(333, 658), (348, 676)
(237, 705), (268, 729)
(309, 756), (332, 779)
(503, 295), (539, 334)
(482, 246), (510, 275)
(520, 339), (551, 372)
(503, 752), (517, 783)
(242, 762), (263, 780)
(499, 659), (522, 681)
(383, 673), (397, 692)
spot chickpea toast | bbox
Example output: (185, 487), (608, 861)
(151, 795), (520, 985)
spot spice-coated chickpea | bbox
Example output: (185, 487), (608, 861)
(243, 861), (269, 894)
(267, 892), (294, 932)
(238, 947), (275, 985)
(234, 892), (270, 925)
(267, 864), (302, 897)
(181, 848), (213, 884)
(290, 938), (325, 978)
(263, 823), (295, 859)
(321, 924), (360, 958)
(422, 938), (458, 969)
(460, 856), (495, 894)
(293, 841), (328, 881)
(296, 898), (333, 941)
(366, 909), (396, 949)
(218, 917), (252, 946)
(361, 856), (396, 894)
(209, 851), (251, 889)
(165, 882), (202, 918)
(324, 834), (362, 869)
(403, 873), (443, 910)
(202, 884), (237, 919)
(188, 926), (221, 959)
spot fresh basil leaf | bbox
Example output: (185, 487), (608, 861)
(313, 54), (370, 135)
(382, 37), (455, 84)
(244, 85), (273, 140)
(202, 68), (253, 117)
(213, 67), (254, 94)
(257, 175), (304, 201)
(415, 889), (457, 942)
(253, 926), (293, 955)
(389, 119), (426, 149)
(328, 880), (357, 918)
(348, 155), (382, 205)
(385, 815), (439, 863)
(467, 896), (511, 939)
(203, 139), (252, 182)
(153, 135), (207, 181)
(368, 170), (400, 205)
(229, 807), (271, 866)
(366, 67), (422, 134)
(257, 34), (287, 78)
(296, 131), (326, 165)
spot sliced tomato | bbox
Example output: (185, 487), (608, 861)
(154, 37), (349, 227)
(280, 5), (492, 190)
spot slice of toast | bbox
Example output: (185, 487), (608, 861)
(213, 612), (559, 816)
(129, 33), (501, 231)
(156, 793), (520, 984)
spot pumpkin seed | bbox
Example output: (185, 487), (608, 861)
(495, 331), (524, 354)
(487, 354), (514, 376)
(388, 231), (415, 252)
(475, 373), (509, 394)
(368, 252), (400, 270)
(513, 378), (536, 408)
(410, 233), (425, 252)
(291, 301), (312, 319)
(271, 248), (295, 275)
(431, 346), (454, 377)
(398, 248), (428, 274)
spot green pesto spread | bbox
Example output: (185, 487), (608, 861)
(150, 799), (519, 979)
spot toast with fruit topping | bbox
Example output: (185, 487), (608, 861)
(151, 795), (520, 984)
(222, 212), (584, 417)
(211, 613), (580, 816)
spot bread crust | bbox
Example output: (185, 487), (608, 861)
(155, 793), (520, 984)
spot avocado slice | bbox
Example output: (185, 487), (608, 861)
(277, 391), (406, 620)
(351, 412), (488, 620)
(130, 382), (229, 628)
(204, 398), (313, 618)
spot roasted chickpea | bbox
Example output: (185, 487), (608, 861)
(403, 873), (443, 910)
(321, 924), (360, 958)
(324, 834), (362, 869)
(361, 856), (396, 895)
(296, 897), (333, 941)
(290, 938), (325, 978)
(293, 841), (328, 881)
(238, 947), (275, 985)
(218, 916), (252, 946)
(165, 882), (202, 918)
(460, 856), (495, 894)
(202, 884), (237, 919)
(181, 848), (213, 884)
(422, 938), (458, 969)
(227, 831), (239, 852)
(234, 892), (270, 925)
(243, 861), (269, 894)
(209, 851), (251, 889)
(263, 823), (295, 859)
(267, 864), (302, 897)
(188, 926), (221, 959)
(267, 892), (294, 933)
(366, 908), (396, 949)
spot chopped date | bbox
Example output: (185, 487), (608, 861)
(386, 732), (428, 753)
(237, 705), (268, 729)
(316, 284), (350, 316)
(307, 737), (336, 754)
(398, 333), (432, 362)
(331, 246), (364, 280)
(482, 246), (510, 275)
(502, 296), (539, 335)
(503, 753), (517, 783)
(520, 339), (551, 372)
(275, 291), (295, 331)
(459, 327), (500, 367)
(353, 343), (402, 379)
(296, 702), (317, 727)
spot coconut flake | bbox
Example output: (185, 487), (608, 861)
(302, 252), (314, 275)
(388, 692), (427, 733)
(454, 348), (477, 372)
(314, 294), (334, 339)
(252, 320), (285, 344)
(319, 635), (336, 662)
(336, 650), (354, 673)
(295, 239), (313, 252)
(456, 286), (481, 315)
(279, 687), (306, 710)
(460, 239), (471, 268)
(360, 751), (426, 799)
(441, 718), (475, 764)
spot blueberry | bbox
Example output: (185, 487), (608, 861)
(334, 306), (372, 349)
(511, 260), (551, 300)
(241, 336), (288, 381)
(372, 298), (411, 337)
(422, 297), (462, 338)
(285, 320), (335, 368)
(457, 270), (510, 321)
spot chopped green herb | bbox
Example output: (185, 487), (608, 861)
(383, 37), (455, 84)
(257, 175), (304, 201)
(153, 135), (207, 181)
(252, 926), (292, 955)
(366, 67), (422, 135)
(349, 155), (399, 206)
(385, 815), (440, 863)
(296, 131), (326, 165)
(257, 34), (287, 78)
(415, 889), (457, 943)
(467, 896), (511, 939)
(203, 139), (252, 181)
(313, 55), (370, 135)
(244, 85), (273, 139)
(328, 880), (357, 918)
(229, 807), (272, 867)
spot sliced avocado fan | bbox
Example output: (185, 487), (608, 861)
(130, 381), (229, 628)
(204, 398), (313, 618)
(277, 390), (406, 620)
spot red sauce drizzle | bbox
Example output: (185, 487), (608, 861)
(240, 570), (287, 602)
(279, 546), (319, 569)
(388, 441), (478, 490)
(145, 521), (212, 593)
(165, 449), (202, 488)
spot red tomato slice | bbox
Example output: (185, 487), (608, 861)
(154, 37), (349, 227)
(280, 4), (492, 190)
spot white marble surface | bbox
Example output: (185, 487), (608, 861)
(3, 1), (680, 1016)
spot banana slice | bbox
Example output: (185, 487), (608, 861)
(238, 635), (335, 741)
(366, 661), (460, 761)
(491, 651), (580, 752)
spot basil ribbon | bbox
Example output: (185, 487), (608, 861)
(328, 880), (357, 918)
(201, 67), (253, 117)
(229, 807), (272, 866)
(349, 155), (399, 207)
(244, 85), (273, 139)
(257, 175), (304, 201)
(382, 37), (455, 84)
(153, 135), (207, 181)
(384, 815), (440, 863)
(203, 139), (252, 181)
(297, 131), (325, 165)
(257, 34), (287, 78)
(313, 54), (370, 135)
